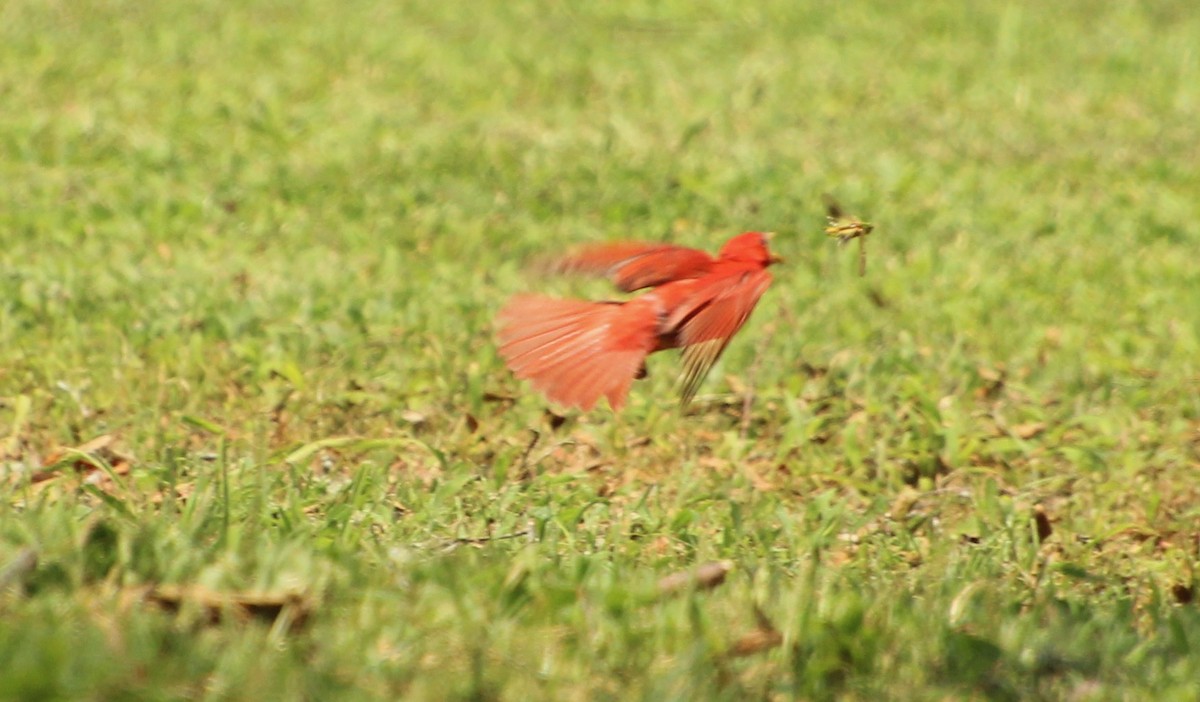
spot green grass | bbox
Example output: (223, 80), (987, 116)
(3, 0), (1200, 698)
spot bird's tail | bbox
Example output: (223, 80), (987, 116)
(496, 294), (659, 411)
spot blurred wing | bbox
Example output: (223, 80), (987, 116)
(555, 242), (715, 292)
(821, 192), (845, 220)
(496, 295), (659, 411)
(669, 269), (774, 405)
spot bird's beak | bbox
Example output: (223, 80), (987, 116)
(761, 232), (783, 265)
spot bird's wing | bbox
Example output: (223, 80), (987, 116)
(667, 268), (774, 405)
(554, 242), (715, 292)
(496, 295), (659, 411)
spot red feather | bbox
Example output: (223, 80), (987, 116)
(497, 232), (780, 411)
(554, 242), (716, 291)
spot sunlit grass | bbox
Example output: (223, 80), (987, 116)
(2, 0), (1199, 699)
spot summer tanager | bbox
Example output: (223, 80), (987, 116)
(496, 232), (782, 411)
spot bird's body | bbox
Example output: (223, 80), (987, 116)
(497, 232), (780, 411)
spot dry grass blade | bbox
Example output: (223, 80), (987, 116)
(657, 560), (733, 598)
(30, 435), (133, 485)
(146, 585), (313, 631)
(438, 530), (531, 551)
(517, 429), (541, 481)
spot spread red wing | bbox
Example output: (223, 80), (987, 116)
(555, 243), (715, 292)
(496, 295), (659, 411)
(668, 269), (774, 405)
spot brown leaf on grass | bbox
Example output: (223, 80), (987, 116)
(725, 605), (783, 659)
(648, 535), (673, 556)
(657, 561), (733, 598)
(30, 435), (133, 484)
(975, 365), (1006, 400)
(544, 410), (568, 431)
(42, 435), (113, 461)
(146, 585), (313, 631)
(989, 418), (1047, 441)
(1171, 583), (1194, 605)
(1033, 506), (1053, 542)
(727, 627), (784, 658)
(148, 483), (195, 506)
(400, 409), (428, 426)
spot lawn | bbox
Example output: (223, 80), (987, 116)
(2, 0), (1199, 699)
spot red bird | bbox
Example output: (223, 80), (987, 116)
(496, 232), (782, 411)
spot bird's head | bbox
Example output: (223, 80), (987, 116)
(718, 231), (784, 266)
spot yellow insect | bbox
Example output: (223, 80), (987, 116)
(822, 193), (874, 277)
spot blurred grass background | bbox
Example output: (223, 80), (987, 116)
(2, 0), (1199, 699)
